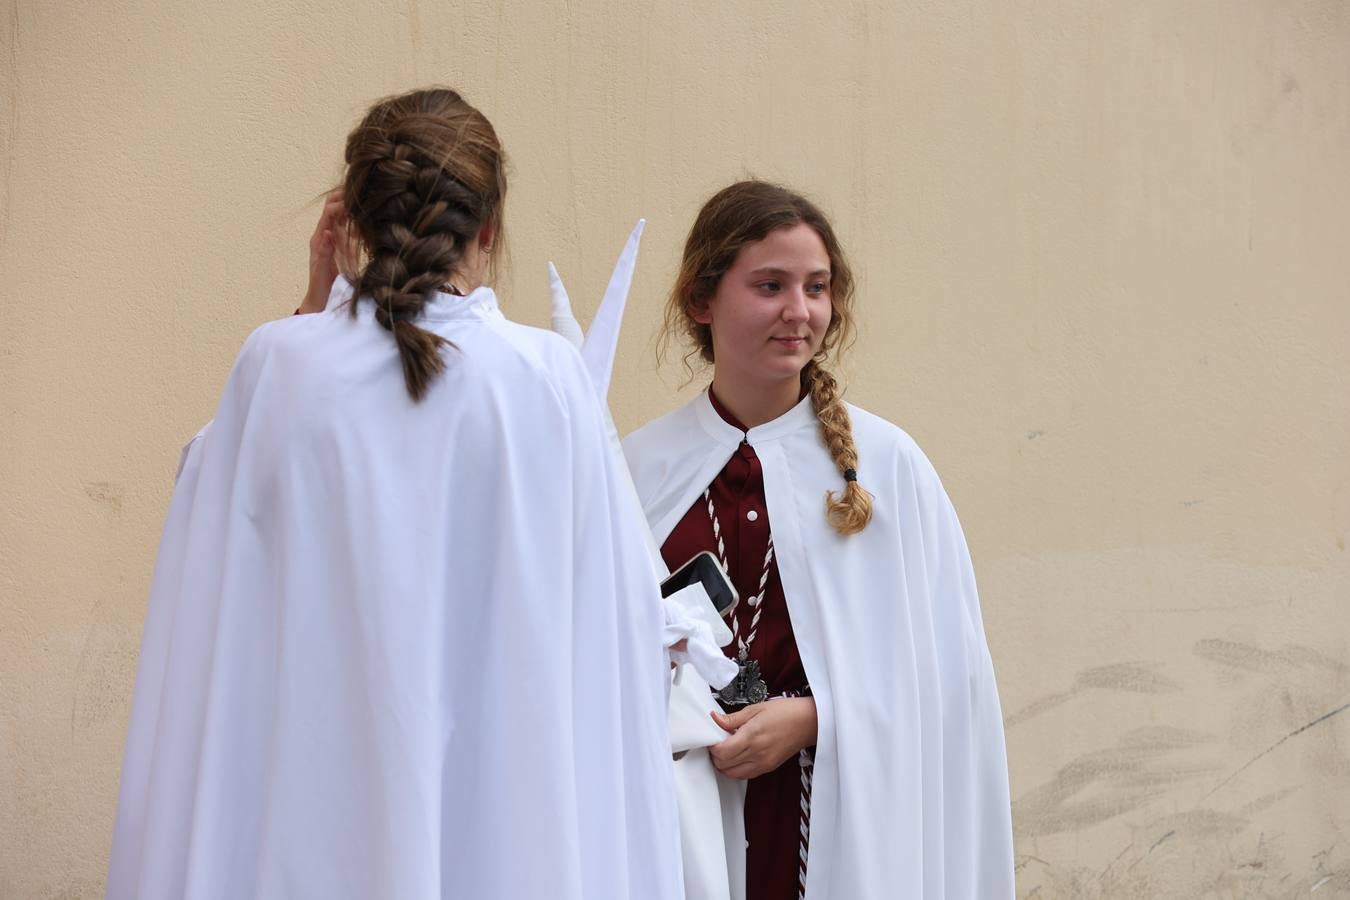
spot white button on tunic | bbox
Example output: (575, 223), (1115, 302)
(746, 509), (759, 522)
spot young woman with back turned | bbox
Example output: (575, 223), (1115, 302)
(106, 88), (683, 900)
(624, 180), (1015, 899)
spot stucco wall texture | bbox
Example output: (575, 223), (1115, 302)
(2, 1), (1348, 897)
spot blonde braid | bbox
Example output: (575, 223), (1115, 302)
(805, 360), (873, 535)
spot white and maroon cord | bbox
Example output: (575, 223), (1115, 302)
(703, 488), (773, 655)
(781, 688), (814, 899)
(702, 493), (804, 900)
(798, 747), (813, 899)
(705, 488), (811, 897)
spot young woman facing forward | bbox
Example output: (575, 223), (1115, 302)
(624, 181), (1015, 900)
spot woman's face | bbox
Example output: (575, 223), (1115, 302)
(692, 223), (834, 389)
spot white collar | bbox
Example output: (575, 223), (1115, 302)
(420, 286), (501, 322)
(326, 275), (501, 323)
(692, 389), (817, 449)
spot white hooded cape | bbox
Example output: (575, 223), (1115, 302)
(623, 392), (1016, 900)
(107, 287), (684, 900)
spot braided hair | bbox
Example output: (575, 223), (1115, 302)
(664, 180), (873, 535)
(341, 88), (507, 401)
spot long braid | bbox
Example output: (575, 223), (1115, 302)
(664, 180), (870, 534)
(805, 359), (873, 535)
(341, 89), (506, 402)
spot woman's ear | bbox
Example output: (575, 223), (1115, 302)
(478, 220), (497, 253)
(688, 297), (713, 326)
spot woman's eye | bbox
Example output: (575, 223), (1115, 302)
(757, 281), (781, 293)
(808, 281), (829, 294)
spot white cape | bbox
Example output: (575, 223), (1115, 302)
(107, 287), (684, 900)
(547, 224), (737, 693)
(623, 392), (1016, 900)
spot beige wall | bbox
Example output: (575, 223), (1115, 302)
(3, 1), (1348, 896)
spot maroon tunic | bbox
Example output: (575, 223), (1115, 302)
(660, 391), (811, 900)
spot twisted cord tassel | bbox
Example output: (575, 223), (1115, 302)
(798, 746), (813, 899)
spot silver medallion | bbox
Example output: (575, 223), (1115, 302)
(718, 656), (770, 707)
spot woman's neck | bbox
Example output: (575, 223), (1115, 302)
(709, 372), (802, 430)
(447, 247), (490, 295)
(444, 271), (485, 296)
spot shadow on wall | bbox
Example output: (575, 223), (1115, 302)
(1008, 641), (1350, 899)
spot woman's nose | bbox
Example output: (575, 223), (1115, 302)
(781, 289), (809, 321)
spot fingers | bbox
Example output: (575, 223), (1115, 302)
(708, 704), (770, 766)
(313, 191), (361, 278)
(313, 193), (348, 238)
(336, 221), (362, 275)
(707, 700), (806, 779)
(310, 194), (344, 254)
(311, 228), (336, 269)
(710, 711), (736, 733)
(716, 761), (770, 780)
(710, 734), (772, 780)
(711, 703), (763, 733)
(317, 194), (344, 227)
(709, 730), (753, 770)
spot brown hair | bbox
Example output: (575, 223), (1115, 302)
(342, 88), (507, 401)
(664, 180), (873, 535)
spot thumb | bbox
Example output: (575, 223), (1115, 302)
(711, 705), (761, 732)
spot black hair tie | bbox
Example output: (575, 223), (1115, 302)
(843, 468), (858, 483)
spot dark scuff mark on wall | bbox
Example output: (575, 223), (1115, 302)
(1194, 638), (1347, 675)
(1203, 699), (1350, 801)
(1014, 726), (1217, 837)
(82, 481), (124, 515)
(1015, 635), (1350, 897)
(1006, 661), (1179, 729)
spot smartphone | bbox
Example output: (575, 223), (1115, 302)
(660, 550), (737, 616)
